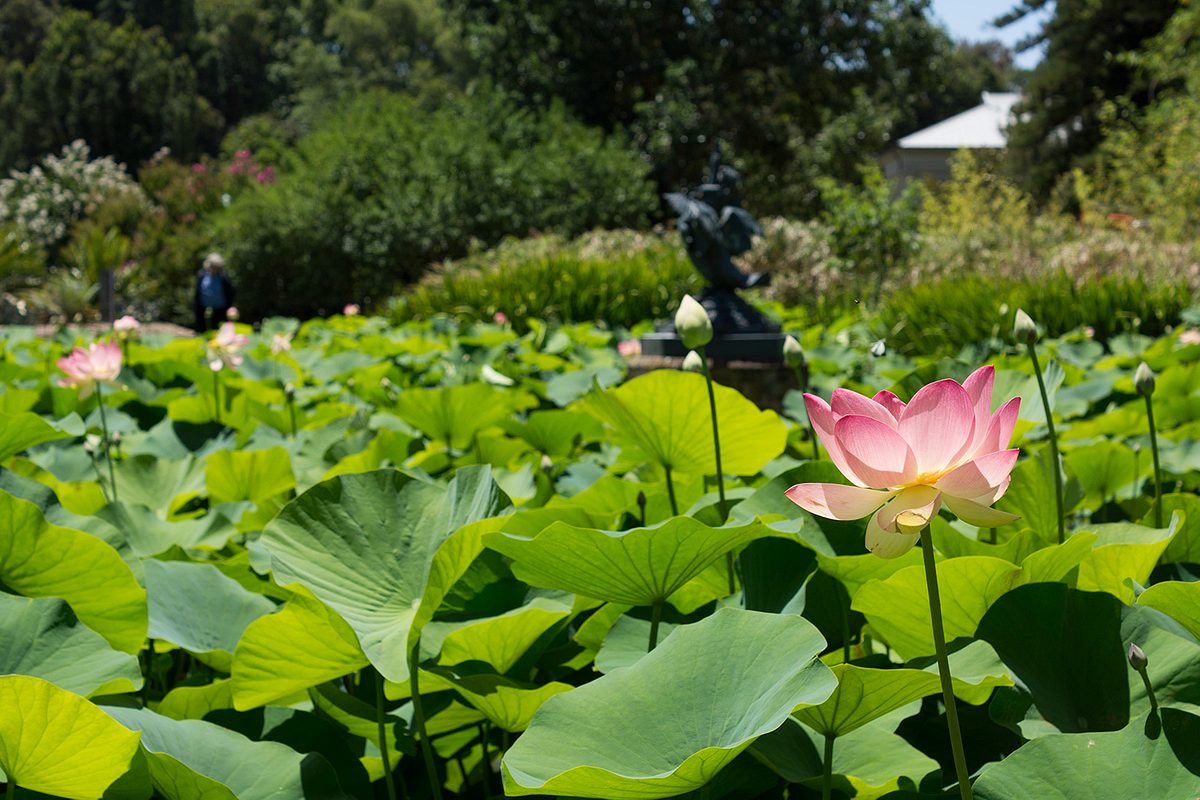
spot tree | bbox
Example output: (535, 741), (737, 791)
(997, 0), (1179, 198)
(0, 10), (216, 169)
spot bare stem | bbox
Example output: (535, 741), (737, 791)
(376, 672), (398, 800)
(1027, 344), (1064, 543)
(409, 644), (444, 800)
(95, 382), (118, 504)
(822, 731), (835, 800)
(1145, 395), (1163, 529)
(665, 467), (678, 516)
(648, 599), (664, 652)
(919, 526), (973, 800)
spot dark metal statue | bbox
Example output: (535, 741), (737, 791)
(664, 145), (769, 290)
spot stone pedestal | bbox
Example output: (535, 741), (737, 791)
(627, 354), (798, 413)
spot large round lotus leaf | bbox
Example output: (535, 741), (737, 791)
(104, 706), (350, 800)
(1122, 604), (1200, 718)
(426, 670), (575, 733)
(1138, 580), (1200, 640)
(205, 447), (296, 505)
(1156, 493), (1200, 564)
(0, 489), (147, 654)
(232, 586), (369, 710)
(973, 709), (1200, 799)
(575, 370), (787, 476)
(486, 517), (770, 606)
(0, 411), (72, 461)
(0, 675), (141, 799)
(438, 598), (571, 672)
(0, 593), (141, 697)
(262, 467), (507, 683)
(393, 383), (534, 449)
(146, 560), (275, 671)
(501, 607), (836, 798)
(1075, 517), (1178, 603)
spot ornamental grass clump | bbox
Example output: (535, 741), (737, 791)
(786, 365), (1021, 800)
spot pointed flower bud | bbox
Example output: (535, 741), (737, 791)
(783, 335), (805, 368)
(682, 350), (705, 373)
(1135, 362), (1156, 397)
(1013, 308), (1039, 345)
(675, 295), (712, 350)
(637, 491), (647, 512)
(1128, 642), (1148, 671)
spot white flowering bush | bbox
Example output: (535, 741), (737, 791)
(0, 140), (147, 251)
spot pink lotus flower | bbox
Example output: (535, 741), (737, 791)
(208, 322), (249, 372)
(113, 315), (140, 335)
(786, 366), (1021, 558)
(57, 341), (123, 396)
(618, 339), (642, 358)
(343, 303), (361, 316)
(1179, 329), (1200, 346)
(226, 306), (240, 320)
(270, 333), (292, 355)
(493, 311), (508, 324)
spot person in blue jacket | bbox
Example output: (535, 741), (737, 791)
(194, 252), (236, 331)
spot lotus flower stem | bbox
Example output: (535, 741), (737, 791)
(919, 526), (972, 800)
(375, 672), (398, 800)
(665, 467), (679, 516)
(1025, 344), (1064, 543)
(479, 723), (494, 799)
(1144, 396), (1163, 529)
(822, 731), (835, 800)
(7, 777), (16, 799)
(696, 348), (728, 522)
(212, 369), (222, 425)
(648, 599), (664, 652)
(409, 645), (444, 800)
(95, 382), (118, 504)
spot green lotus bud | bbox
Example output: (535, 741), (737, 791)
(284, 383), (296, 398)
(1013, 309), (1039, 345)
(1128, 642), (1148, 671)
(675, 295), (713, 350)
(682, 350), (705, 373)
(1135, 362), (1156, 397)
(783, 335), (804, 368)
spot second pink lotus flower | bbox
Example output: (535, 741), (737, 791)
(786, 365), (1021, 558)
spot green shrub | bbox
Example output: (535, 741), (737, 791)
(390, 229), (699, 330)
(217, 88), (658, 319)
(879, 271), (1191, 356)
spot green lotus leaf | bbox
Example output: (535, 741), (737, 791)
(794, 651), (1011, 737)
(1075, 516), (1178, 603)
(205, 447), (296, 505)
(393, 383), (535, 449)
(112, 454), (206, 517)
(1064, 440), (1139, 509)
(0, 489), (147, 653)
(996, 447), (1083, 538)
(0, 675), (142, 799)
(501, 608), (837, 798)
(1122, 604), (1200, 718)
(1138, 581), (1200, 641)
(976, 584), (1129, 734)
(575, 370), (787, 476)
(728, 462), (866, 556)
(157, 679), (236, 721)
(853, 538), (1093, 659)
(428, 670), (574, 733)
(498, 409), (605, 457)
(0, 593), (141, 697)
(973, 709), (1200, 799)
(816, 549), (925, 599)
(146, 560), (276, 672)
(262, 467), (508, 683)
(231, 586), (369, 710)
(487, 517), (771, 606)
(0, 411), (72, 462)
(592, 615), (679, 673)
(104, 706), (351, 800)
(439, 598), (571, 672)
(1157, 493), (1200, 564)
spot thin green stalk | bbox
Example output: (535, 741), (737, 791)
(409, 644), (444, 800)
(919, 526), (973, 800)
(792, 365), (819, 461)
(822, 732), (835, 800)
(287, 393), (298, 438)
(696, 348), (728, 522)
(1138, 668), (1159, 717)
(212, 369), (222, 425)
(1026, 344), (1064, 544)
(7, 777), (15, 799)
(648, 599), (664, 652)
(479, 723), (494, 799)
(1145, 395), (1163, 529)
(376, 673), (398, 800)
(665, 467), (679, 516)
(839, 586), (852, 663)
(95, 382), (118, 504)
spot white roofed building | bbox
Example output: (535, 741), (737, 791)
(880, 92), (1019, 181)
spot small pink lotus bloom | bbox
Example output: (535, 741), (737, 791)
(226, 306), (240, 320)
(493, 311), (508, 324)
(618, 339), (642, 358)
(208, 322), (249, 372)
(113, 315), (140, 335)
(343, 303), (361, 316)
(270, 333), (292, 355)
(785, 366), (1021, 558)
(57, 341), (123, 396)
(1179, 329), (1200, 346)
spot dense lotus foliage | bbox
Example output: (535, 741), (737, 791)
(0, 313), (1199, 799)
